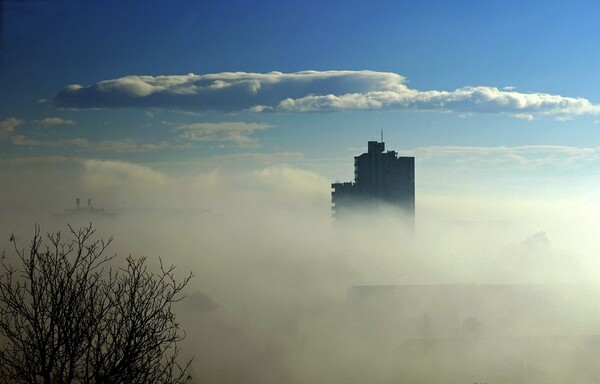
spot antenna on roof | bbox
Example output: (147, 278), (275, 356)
(381, 129), (384, 143)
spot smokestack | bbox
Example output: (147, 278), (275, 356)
(76, 198), (80, 208)
(88, 198), (91, 208)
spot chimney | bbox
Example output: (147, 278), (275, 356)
(88, 198), (91, 208)
(76, 198), (80, 208)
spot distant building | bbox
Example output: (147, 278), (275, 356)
(331, 140), (415, 219)
(53, 198), (115, 222)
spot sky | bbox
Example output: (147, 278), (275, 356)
(3, 0), (600, 210)
(7, 3), (600, 382)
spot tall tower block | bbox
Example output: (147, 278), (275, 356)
(332, 140), (415, 219)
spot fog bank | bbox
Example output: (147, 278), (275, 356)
(2, 160), (600, 383)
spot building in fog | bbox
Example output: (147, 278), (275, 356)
(331, 140), (415, 219)
(53, 198), (115, 222)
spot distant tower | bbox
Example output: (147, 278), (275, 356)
(331, 140), (415, 219)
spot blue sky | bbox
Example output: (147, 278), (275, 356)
(3, 0), (600, 210)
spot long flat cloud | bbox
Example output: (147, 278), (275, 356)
(400, 144), (600, 168)
(53, 70), (600, 117)
(11, 135), (170, 153)
(173, 121), (273, 146)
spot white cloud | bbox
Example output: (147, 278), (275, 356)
(401, 144), (600, 168)
(0, 117), (23, 140)
(0, 116), (76, 142)
(174, 121), (273, 146)
(12, 135), (88, 148)
(93, 139), (171, 153)
(37, 117), (76, 126)
(52, 70), (600, 118)
(11, 135), (170, 153)
(555, 115), (575, 122)
(277, 86), (599, 116)
(512, 113), (534, 120)
(244, 105), (273, 113)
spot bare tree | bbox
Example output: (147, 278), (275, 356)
(0, 224), (193, 384)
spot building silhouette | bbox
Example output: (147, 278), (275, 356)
(331, 140), (414, 219)
(53, 198), (115, 222)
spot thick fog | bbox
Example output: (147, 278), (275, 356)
(2, 159), (600, 383)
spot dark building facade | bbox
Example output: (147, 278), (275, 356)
(332, 141), (414, 219)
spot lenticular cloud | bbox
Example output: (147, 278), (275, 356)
(53, 70), (600, 118)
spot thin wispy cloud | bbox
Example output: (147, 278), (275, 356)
(0, 155), (72, 166)
(174, 121), (273, 146)
(511, 113), (535, 121)
(36, 117), (76, 126)
(0, 117), (24, 140)
(11, 135), (170, 153)
(53, 71), (600, 118)
(0, 116), (76, 143)
(402, 144), (600, 168)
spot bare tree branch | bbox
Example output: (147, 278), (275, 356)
(0, 224), (193, 384)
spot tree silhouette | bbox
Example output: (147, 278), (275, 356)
(0, 225), (193, 384)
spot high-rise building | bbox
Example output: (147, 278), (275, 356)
(331, 140), (414, 219)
